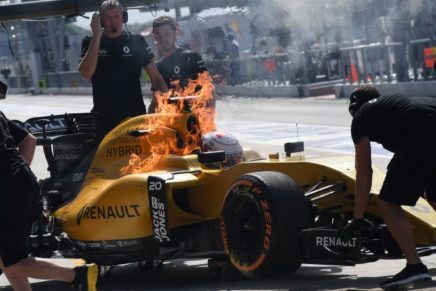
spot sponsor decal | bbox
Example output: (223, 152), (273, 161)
(122, 45), (131, 54)
(75, 238), (142, 250)
(173, 65), (181, 75)
(25, 117), (67, 133)
(315, 236), (357, 248)
(260, 199), (272, 251)
(148, 175), (173, 244)
(53, 143), (83, 150)
(106, 145), (142, 157)
(55, 154), (80, 160)
(98, 49), (109, 56)
(150, 196), (170, 243)
(76, 204), (140, 225)
(230, 182), (261, 198)
(72, 172), (84, 182)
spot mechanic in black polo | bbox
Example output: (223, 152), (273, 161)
(341, 84), (436, 289)
(148, 16), (211, 113)
(0, 85), (98, 290)
(78, 0), (167, 136)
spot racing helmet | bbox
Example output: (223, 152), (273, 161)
(201, 131), (243, 168)
(348, 85), (380, 117)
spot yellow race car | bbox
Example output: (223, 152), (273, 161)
(23, 109), (436, 280)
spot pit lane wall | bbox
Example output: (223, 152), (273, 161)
(8, 71), (436, 98)
(30, 84), (323, 98)
(23, 81), (436, 99)
(335, 81), (436, 99)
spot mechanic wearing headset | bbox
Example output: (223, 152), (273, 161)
(0, 82), (98, 290)
(148, 16), (213, 113)
(78, 0), (167, 136)
(341, 84), (436, 289)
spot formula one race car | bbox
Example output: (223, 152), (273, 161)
(23, 108), (436, 280)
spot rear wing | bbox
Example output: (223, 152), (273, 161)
(24, 112), (98, 139)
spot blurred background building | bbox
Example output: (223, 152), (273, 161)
(1, 0), (436, 93)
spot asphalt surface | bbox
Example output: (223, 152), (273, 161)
(2, 93), (434, 291)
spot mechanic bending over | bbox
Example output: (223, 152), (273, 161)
(149, 16), (214, 113)
(341, 84), (436, 289)
(78, 0), (168, 136)
(0, 81), (98, 291)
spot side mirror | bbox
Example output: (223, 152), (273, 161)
(284, 141), (304, 157)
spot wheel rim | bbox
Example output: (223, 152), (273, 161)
(228, 196), (264, 254)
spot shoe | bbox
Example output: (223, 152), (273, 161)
(72, 263), (98, 291)
(380, 263), (431, 289)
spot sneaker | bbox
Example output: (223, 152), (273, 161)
(380, 263), (431, 289)
(72, 263), (98, 291)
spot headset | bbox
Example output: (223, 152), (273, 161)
(348, 94), (360, 117)
(348, 92), (380, 117)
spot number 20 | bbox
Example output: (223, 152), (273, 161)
(149, 181), (163, 191)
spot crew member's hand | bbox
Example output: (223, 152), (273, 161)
(337, 218), (367, 239)
(90, 12), (102, 39)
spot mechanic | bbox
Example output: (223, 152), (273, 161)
(0, 83), (98, 290)
(226, 32), (241, 86)
(149, 16), (213, 113)
(341, 84), (436, 289)
(78, 0), (167, 136)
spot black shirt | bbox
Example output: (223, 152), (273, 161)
(0, 111), (28, 171)
(81, 32), (155, 131)
(0, 111), (27, 149)
(156, 48), (207, 88)
(351, 94), (436, 152)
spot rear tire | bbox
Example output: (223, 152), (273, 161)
(220, 171), (313, 278)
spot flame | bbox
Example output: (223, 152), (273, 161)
(121, 71), (216, 175)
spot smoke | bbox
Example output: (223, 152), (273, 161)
(249, 0), (350, 51)
(248, 0), (435, 50)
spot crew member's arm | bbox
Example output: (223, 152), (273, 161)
(7, 117), (36, 165)
(18, 133), (37, 165)
(78, 13), (102, 80)
(146, 62), (168, 113)
(354, 136), (373, 219)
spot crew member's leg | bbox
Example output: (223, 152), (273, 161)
(377, 200), (420, 263)
(0, 258), (31, 291)
(0, 181), (35, 290)
(377, 152), (431, 288)
(2, 257), (75, 282)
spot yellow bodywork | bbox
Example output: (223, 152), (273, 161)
(53, 113), (436, 246)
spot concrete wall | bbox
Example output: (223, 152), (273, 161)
(335, 81), (436, 99)
(219, 85), (301, 97)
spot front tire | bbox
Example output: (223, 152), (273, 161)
(220, 171), (313, 278)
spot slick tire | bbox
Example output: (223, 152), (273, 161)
(220, 171), (313, 278)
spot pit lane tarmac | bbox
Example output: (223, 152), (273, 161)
(2, 255), (436, 290)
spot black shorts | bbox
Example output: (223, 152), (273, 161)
(379, 145), (436, 206)
(0, 168), (39, 267)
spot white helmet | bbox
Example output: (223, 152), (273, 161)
(201, 131), (243, 168)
